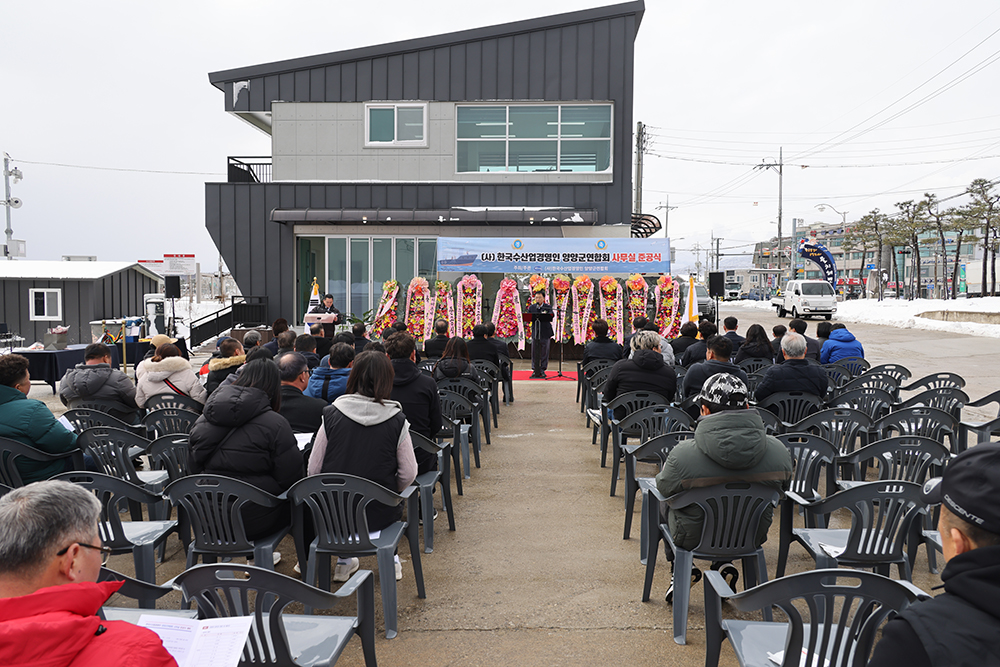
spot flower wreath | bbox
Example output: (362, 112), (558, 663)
(599, 275), (624, 345)
(552, 275), (572, 342)
(372, 279), (400, 338)
(654, 276), (682, 338)
(433, 280), (456, 335)
(492, 278), (525, 350)
(571, 275), (596, 343)
(456, 274), (482, 338)
(625, 273), (648, 327)
(528, 274), (550, 303)
(405, 277), (435, 342)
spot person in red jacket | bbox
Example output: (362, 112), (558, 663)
(0, 480), (177, 667)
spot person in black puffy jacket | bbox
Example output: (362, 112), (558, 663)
(432, 337), (481, 383)
(603, 330), (677, 417)
(188, 359), (303, 541)
(754, 332), (828, 402)
(733, 324), (775, 364)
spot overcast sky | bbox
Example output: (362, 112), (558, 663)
(3, 1), (999, 276)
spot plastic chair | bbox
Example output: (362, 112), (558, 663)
(776, 480), (926, 581)
(755, 391), (823, 426)
(164, 475), (290, 575)
(737, 357), (772, 375)
(593, 391), (669, 468)
(743, 371), (766, 402)
(865, 363), (911, 385)
(786, 407), (872, 480)
(578, 358), (613, 404)
(288, 473), (425, 639)
(498, 356), (514, 404)
(900, 371), (966, 393)
(832, 355), (869, 377)
(755, 408), (785, 436)
(438, 377), (490, 447)
(77, 427), (167, 491)
(437, 390), (476, 482)
(774, 433), (838, 575)
(417, 359), (437, 375)
(826, 387), (896, 422)
(0, 436), (84, 487)
(958, 388), (1000, 452)
(703, 569), (925, 667)
(610, 405), (693, 497)
(821, 363), (852, 388)
(97, 566), (186, 621)
(581, 366), (614, 416)
(472, 359), (502, 424)
(142, 407), (199, 439)
(147, 434), (191, 483)
(836, 436), (949, 491)
(410, 431), (456, 553)
(871, 406), (957, 452)
(67, 398), (140, 425)
(174, 563), (377, 667)
(837, 373), (901, 402)
(622, 431), (694, 541)
(144, 393), (204, 414)
(61, 407), (146, 438)
(895, 387), (969, 421)
(642, 482), (781, 644)
(52, 471), (177, 590)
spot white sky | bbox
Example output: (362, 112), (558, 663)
(3, 1), (999, 276)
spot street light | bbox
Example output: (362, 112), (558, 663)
(815, 202), (848, 225)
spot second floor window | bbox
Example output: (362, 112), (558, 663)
(456, 104), (612, 173)
(366, 103), (427, 147)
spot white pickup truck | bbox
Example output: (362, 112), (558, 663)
(771, 280), (837, 320)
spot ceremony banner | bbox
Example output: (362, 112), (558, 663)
(436, 237), (670, 275)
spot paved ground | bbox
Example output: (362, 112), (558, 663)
(25, 307), (1000, 666)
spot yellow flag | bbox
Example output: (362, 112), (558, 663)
(686, 275), (699, 323)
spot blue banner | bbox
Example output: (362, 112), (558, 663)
(798, 241), (838, 286)
(436, 237), (671, 274)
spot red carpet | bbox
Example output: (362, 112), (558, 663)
(512, 370), (577, 381)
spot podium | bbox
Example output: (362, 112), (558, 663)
(305, 313), (338, 337)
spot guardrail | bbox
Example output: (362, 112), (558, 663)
(189, 296), (269, 348)
(228, 157), (272, 183)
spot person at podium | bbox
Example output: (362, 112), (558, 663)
(308, 294), (342, 338)
(526, 291), (554, 379)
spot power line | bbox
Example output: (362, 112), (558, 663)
(10, 158), (224, 177)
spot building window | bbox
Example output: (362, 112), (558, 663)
(28, 288), (62, 321)
(456, 103), (612, 173)
(365, 103), (427, 147)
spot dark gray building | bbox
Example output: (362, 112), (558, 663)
(0, 261), (162, 346)
(206, 1), (644, 322)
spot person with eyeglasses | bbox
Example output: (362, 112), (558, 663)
(0, 480), (176, 666)
(276, 352), (326, 435)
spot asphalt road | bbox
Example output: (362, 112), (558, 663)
(26, 310), (998, 666)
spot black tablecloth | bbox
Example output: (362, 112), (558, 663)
(18, 345), (121, 393)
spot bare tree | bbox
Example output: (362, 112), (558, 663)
(893, 200), (928, 299)
(967, 178), (1000, 296)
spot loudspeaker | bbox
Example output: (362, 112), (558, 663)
(708, 272), (725, 298)
(164, 276), (181, 299)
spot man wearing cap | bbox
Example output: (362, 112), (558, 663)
(868, 442), (1000, 667)
(655, 373), (791, 594)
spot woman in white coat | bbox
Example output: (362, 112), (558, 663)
(135, 343), (208, 408)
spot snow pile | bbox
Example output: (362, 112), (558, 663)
(728, 297), (1000, 339)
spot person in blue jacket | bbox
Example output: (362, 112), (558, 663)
(819, 323), (864, 364)
(305, 342), (354, 403)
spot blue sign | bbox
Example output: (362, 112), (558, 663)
(798, 242), (838, 287)
(436, 237), (671, 274)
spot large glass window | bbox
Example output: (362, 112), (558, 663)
(395, 239), (415, 288)
(327, 238), (347, 312)
(456, 103), (613, 173)
(350, 238), (370, 318)
(418, 239), (437, 279)
(366, 103), (427, 146)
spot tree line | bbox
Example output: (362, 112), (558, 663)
(844, 178), (1000, 299)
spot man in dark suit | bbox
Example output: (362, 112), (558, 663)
(276, 352), (326, 434)
(352, 323), (370, 355)
(722, 316), (745, 359)
(486, 322), (512, 403)
(467, 324), (500, 366)
(310, 324), (333, 359)
(423, 319), (450, 358)
(527, 291), (554, 378)
(787, 319), (822, 362)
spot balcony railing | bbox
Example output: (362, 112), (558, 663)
(228, 157), (272, 184)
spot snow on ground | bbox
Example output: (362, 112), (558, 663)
(728, 296), (1000, 339)
(165, 298), (230, 340)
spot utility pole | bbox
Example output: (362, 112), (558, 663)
(715, 237), (723, 271)
(2, 153), (24, 260)
(755, 148), (784, 279)
(634, 122), (647, 215)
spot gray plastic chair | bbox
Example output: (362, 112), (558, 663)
(642, 481), (781, 644)
(777, 480), (926, 581)
(837, 436), (950, 491)
(581, 366), (614, 416)
(610, 405), (692, 497)
(438, 377), (490, 447)
(820, 363), (852, 388)
(62, 407), (146, 438)
(900, 371), (966, 392)
(174, 563), (377, 667)
(578, 358), (613, 404)
(164, 475), (290, 573)
(142, 407), (199, 439)
(498, 356), (514, 404)
(97, 566), (185, 621)
(288, 473), (425, 639)
(624, 431), (694, 549)
(704, 569), (925, 667)
(756, 391), (823, 426)
(67, 398), (140, 425)
(144, 393), (204, 414)
(410, 431), (456, 553)
(786, 407), (872, 481)
(826, 387), (896, 422)
(865, 363), (911, 385)
(0, 436), (84, 487)
(437, 390), (476, 482)
(837, 373), (901, 402)
(871, 406), (957, 452)
(958, 388), (1000, 452)
(146, 434), (191, 483)
(472, 359), (501, 425)
(774, 433), (838, 576)
(896, 387), (969, 421)
(52, 471), (177, 591)
(737, 357), (773, 375)
(595, 391), (669, 468)
(832, 355), (870, 377)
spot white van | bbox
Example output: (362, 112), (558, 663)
(774, 280), (837, 319)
